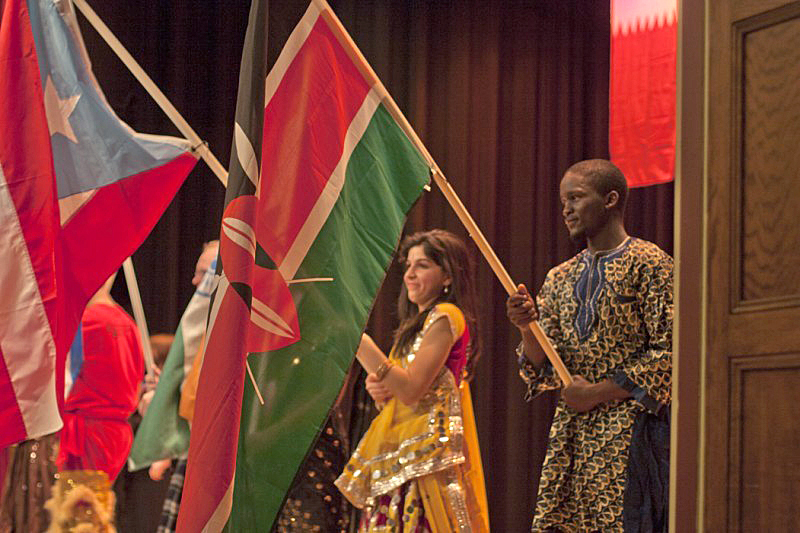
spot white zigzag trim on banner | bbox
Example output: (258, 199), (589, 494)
(234, 122), (260, 188)
(221, 216), (257, 259)
(279, 87), (381, 281)
(612, 0), (677, 36)
(264, 1), (323, 105)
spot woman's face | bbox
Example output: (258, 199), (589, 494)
(403, 244), (451, 312)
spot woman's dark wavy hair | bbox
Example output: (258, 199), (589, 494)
(393, 229), (481, 381)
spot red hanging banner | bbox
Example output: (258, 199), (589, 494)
(610, 0), (678, 188)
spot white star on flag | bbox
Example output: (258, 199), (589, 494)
(43, 75), (80, 143)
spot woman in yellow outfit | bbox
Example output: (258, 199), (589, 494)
(335, 229), (490, 532)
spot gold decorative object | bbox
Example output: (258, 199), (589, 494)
(45, 470), (116, 533)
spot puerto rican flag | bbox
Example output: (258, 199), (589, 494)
(0, 0), (198, 447)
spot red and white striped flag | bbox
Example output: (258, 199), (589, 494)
(0, 0), (197, 447)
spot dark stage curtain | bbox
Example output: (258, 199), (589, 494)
(79, 1), (673, 531)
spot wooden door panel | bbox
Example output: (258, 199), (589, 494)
(704, 0), (800, 531)
(732, 4), (800, 308)
(729, 354), (800, 531)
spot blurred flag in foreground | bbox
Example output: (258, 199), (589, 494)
(0, 0), (197, 447)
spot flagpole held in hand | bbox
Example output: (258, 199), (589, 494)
(428, 168), (572, 386)
(314, 0), (572, 387)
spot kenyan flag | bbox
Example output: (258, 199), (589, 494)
(177, 1), (429, 531)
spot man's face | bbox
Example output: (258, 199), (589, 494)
(192, 245), (218, 287)
(559, 171), (609, 241)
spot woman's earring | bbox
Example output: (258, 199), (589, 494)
(443, 285), (450, 295)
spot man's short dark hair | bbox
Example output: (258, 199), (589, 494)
(566, 159), (628, 213)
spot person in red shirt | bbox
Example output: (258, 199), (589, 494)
(56, 275), (144, 481)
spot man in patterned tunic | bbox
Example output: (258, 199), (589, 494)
(506, 159), (672, 532)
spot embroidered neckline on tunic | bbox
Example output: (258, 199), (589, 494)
(573, 238), (632, 341)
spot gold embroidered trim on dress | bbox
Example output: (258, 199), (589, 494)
(445, 471), (471, 532)
(335, 309), (467, 509)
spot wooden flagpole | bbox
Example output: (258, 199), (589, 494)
(71, 0), (228, 187)
(73, 0), (570, 387)
(122, 258), (156, 377)
(316, 0), (573, 386)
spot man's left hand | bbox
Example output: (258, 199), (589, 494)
(562, 375), (601, 412)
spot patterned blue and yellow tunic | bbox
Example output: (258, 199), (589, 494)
(519, 237), (672, 532)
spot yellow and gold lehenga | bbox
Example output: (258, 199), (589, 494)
(335, 304), (489, 532)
